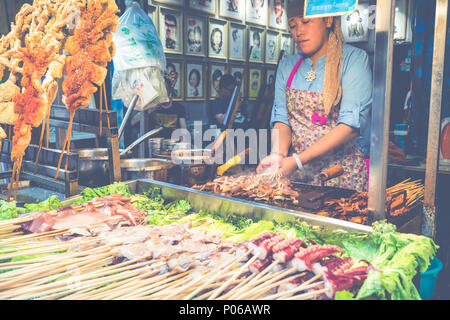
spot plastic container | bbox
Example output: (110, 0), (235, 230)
(419, 257), (443, 299)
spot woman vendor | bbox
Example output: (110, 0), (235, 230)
(256, 0), (373, 191)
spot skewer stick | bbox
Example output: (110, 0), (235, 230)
(137, 276), (195, 300)
(0, 253), (115, 299)
(167, 279), (244, 301)
(102, 82), (111, 129)
(99, 83), (103, 136)
(216, 272), (260, 300)
(81, 267), (176, 300)
(64, 266), (164, 300)
(8, 264), (144, 301)
(271, 281), (325, 300)
(0, 240), (118, 283)
(183, 249), (254, 300)
(14, 156), (23, 201)
(233, 269), (305, 300)
(0, 229), (71, 247)
(54, 110), (73, 179)
(98, 268), (184, 300)
(7, 160), (17, 201)
(258, 274), (323, 300)
(282, 287), (330, 300)
(57, 257), (164, 300)
(160, 269), (213, 300)
(234, 259), (281, 291)
(1, 250), (148, 299)
(207, 254), (259, 300)
(8, 256), (116, 299)
(117, 270), (194, 300)
(219, 259), (283, 300)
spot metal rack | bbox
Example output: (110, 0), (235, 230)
(0, 139), (79, 197)
(0, 104), (122, 197)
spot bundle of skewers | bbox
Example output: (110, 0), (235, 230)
(0, 198), (372, 300)
(319, 179), (425, 225)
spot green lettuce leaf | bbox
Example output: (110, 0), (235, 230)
(24, 195), (63, 213)
(0, 200), (18, 220)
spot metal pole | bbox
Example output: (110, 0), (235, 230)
(422, 0), (448, 239)
(118, 94), (138, 140)
(368, 0), (396, 221)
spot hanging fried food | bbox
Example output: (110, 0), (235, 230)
(0, 78), (20, 125)
(2, 0), (74, 200)
(56, 0), (119, 177)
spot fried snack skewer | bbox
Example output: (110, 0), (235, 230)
(55, 0), (119, 178)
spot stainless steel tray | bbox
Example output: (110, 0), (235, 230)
(62, 179), (373, 234)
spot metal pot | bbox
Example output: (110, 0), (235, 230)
(120, 158), (175, 182)
(76, 148), (132, 186)
(171, 149), (217, 186)
(76, 148), (110, 186)
(75, 127), (163, 186)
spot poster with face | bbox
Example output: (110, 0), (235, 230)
(209, 64), (226, 99)
(269, 0), (287, 29)
(160, 8), (183, 53)
(265, 31), (278, 64)
(248, 68), (262, 99)
(209, 20), (227, 58)
(185, 16), (205, 56)
(219, 0), (245, 20)
(341, 3), (369, 43)
(248, 28), (264, 62)
(166, 60), (183, 100)
(229, 24), (245, 61)
(246, 0), (267, 25)
(189, 0), (217, 15)
(231, 66), (245, 97)
(266, 68), (276, 87)
(280, 33), (293, 56)
(186, 63), (204, 100)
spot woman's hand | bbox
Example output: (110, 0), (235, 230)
(278, 156), (299, 177)
(256, 153), (284, 174)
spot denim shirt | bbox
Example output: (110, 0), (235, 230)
(270, 43), (373, 156)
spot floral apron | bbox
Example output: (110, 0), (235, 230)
(286, 56), (367, 192)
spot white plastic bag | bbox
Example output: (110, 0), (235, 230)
(113, 1), (166, 71)
(112, 2), (168, 111)
(112, 66), (169, 111)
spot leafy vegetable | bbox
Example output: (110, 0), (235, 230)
(334, 290), (356, 300)
(0, 200), (18, 220)
(355, 220), (439, 300)
(311, 227), (377, 261)
(144, 185), (163, 202)
(24, 195), (63, 213)
(73, 182), (131, 204)
(228, 220), (275, 242)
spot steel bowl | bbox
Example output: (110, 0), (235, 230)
(120, 158), (175, 182)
